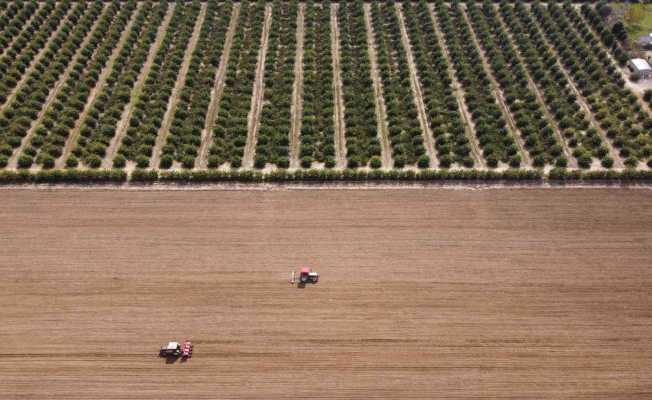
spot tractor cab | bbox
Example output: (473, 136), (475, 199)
(159, 341), (181, 357)
(299, 267), (319, 284)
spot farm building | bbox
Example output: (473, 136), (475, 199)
(628, 58), (652, 79)
(637, 34), (652, 50)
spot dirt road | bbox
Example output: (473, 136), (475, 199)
(0, 188), (651, 399)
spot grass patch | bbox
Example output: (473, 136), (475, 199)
(612, 3), (652, 40)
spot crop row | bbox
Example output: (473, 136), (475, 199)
(338, 0), (380, 168)
(70, 2), (166, 169)
(160, 0), (232, 169)
(402, 1), (474, 169)
(300, 0), (335, 168)
(0, 1), (39, 56)
(533, 2), (651, 168)
(500, 2), (611, 169)
(0, 1), (66, 106)
(117, 1), (201, 168)
(435, 1), (520, 168)
(0, 2), (102, 168)
(209, 0), (266, 168)
(255, 0), (298, 169)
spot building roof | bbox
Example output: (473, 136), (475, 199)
(630, 58), (652, 72)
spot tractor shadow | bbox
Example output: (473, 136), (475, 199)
(163, 355), (179, 364)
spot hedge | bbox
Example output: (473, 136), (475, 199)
(0, 169), (127, 184)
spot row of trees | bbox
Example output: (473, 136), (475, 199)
(0, 2), (100, 169)
(469, 1), (562, 168)
(403, 1), (475, 169)
(436, 0), (519, 168)
(21, 2), (135, 169)
(159, 0), (233, 169)
(300, 0), (336, 168)
(533, 1), (649, 168)
(209, 0), (267, 169)
(0, 1), (39, 56)
(0, 1), (64, 106)
(255, 0), (298, 169)
(501, 1), (611, 169)
(371, 1), (427, 169)
(70, 2), (166, 169)
(338, 0), (381, 168)
(580, 3), (628, 66)
(117, 1), (201, 168)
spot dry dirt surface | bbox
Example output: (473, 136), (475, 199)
(1, 188), (651, 399)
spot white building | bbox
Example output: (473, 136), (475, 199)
(628, 58), (652, 80)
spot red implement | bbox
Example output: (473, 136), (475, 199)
(181, 340), (193, 358)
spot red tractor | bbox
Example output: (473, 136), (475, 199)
(298, 267), (319, 284)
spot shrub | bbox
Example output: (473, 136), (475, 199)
(112, 154), (126, 169)
(0, 155), (8, 168)
(66, 155), (79, 168)
(159, 154), (173, 169)
(17, 155), (33, 169)
(87, 154), (102, 169)
(417, 155), (429, 169)
(600, 156), (614, 169)
(370, 156), (382, 169)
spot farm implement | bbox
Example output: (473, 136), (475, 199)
(159, 340), (193, 359)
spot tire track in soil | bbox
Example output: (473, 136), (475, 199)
(7, 3), (112, 170)
(150, 3), (207, 170)
(530, 6), (624, 170)
(57, 3), (143, 169)
(394, 3), (438, 168)
(493, 5), (577, 169)
(363, 3), (392, 170)
(103, 3), (175, 169)
(289, 4), (305, 170)
(242, 4), (273, 170)
(459, 4), (531, 168)
(428, 4), (485, 169)
(330, 3), (347, 169)
(197, 4), (240, 170)
(0, 5), (74, 114)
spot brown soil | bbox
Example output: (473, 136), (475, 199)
(289, 4), (305, 169)
(0, 188), (651, 399)
(58, 3), (143, 169)
(7, 3), (111, 169)
(150, 3), (207, 169)
(103, 3), (175, 169)
(428, 4), (485, 169)
(0, 3), (73, 114)
(395, 3), (438, 168)
(243, 5), (273, 169)
(330, 3), (347, 169)
(460, 5), (532, 167)
(197, 5), (241, 170)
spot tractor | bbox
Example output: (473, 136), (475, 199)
(298, 267), (319, 284)
(159, 340), (193, 359)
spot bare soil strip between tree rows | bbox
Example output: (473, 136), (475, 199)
(197, 5), (240, 170)
(330, 3), (347, 169)
(150, 3), (207, 170)
(7, 4), (112, 170)
(493, 5), (576, 169)
(395, 4), (438, 169)
(57, 4), (143, 169)
(0, 5), (74, 114)
(0, 2), (44, 60)
(289, 4), (305, 169)
(428, 5), (484, 169)
(531, 8), (625, 170)
(362, 4), (392, 170)
(243, 5), (273, 170)
(103, 3), (175, 169)
(460, 5), (531, 168)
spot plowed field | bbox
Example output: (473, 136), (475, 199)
(1, 188), (651, 399)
